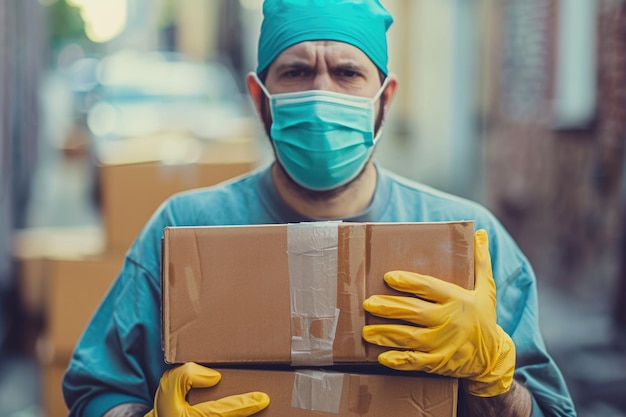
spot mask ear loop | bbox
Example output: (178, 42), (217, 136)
(251, 72), (275, 118)
(372, 76), (391, 143)
(373, 76), (391, 103)
(252, 72), (272, 98)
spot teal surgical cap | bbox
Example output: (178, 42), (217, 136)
(256, 0), (394, 75)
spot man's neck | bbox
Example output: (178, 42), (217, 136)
(271, 162), (378, 220)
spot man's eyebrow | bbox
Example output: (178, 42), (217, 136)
(329, 61), (367, 73)
(273, 60), (368, 74)
(273, 62), (313, 73)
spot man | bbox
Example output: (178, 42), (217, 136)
(63, 1), (577, 416)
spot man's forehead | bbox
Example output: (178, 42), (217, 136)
(270, 41), (376, 68)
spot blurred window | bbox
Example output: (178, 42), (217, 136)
(552, 0), (597, 130)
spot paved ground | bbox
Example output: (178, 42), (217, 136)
(538, 279), (626, 416)
(1, 72), (625, 417)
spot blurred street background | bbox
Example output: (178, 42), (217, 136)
(1, 0), (625, 416)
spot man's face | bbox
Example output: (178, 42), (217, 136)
(257, 40), (389, 144)
(248, 40), (397, 199)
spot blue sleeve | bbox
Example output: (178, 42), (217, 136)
(62, 254), (169, 417)
(62, 199), (177, 417)
(488, 227), (577, 417)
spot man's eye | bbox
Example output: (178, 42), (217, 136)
(284, 69), (308, 78)
(337, 70), (359, 78)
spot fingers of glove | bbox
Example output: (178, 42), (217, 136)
(167, 363), (222, 394)
(362, 295), (444, 327)
(194, 392), (270, 417)
(362, 324), (445, 351)
(153, 365), (224, 417)
(383, 270), (462, 303)
(377, 350), (456, 374)
(473, 230), (496, 301)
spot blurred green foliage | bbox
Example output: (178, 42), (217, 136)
(44, 0), (89, 46)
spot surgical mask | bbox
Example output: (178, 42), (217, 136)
(255, 74), (389, 191)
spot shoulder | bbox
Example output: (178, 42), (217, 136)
(160, 167), (266, 224)
(379, 167), (531, 282)
(380, 167), (496, 223)
(126, 168), (267, 268)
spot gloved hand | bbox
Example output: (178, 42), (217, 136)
(361, 229), (515, 397)
(145, 363), (270, 417)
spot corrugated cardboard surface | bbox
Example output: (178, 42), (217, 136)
(188, 368), (458, 417)
(98, 137), (258, 251)
(162, 221), (474, 365)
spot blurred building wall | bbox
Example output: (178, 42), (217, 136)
(119, 0), (161, 52)
(174, 0), (245, 82)
(483, 0), (626, 305)
(377, 1), (457, 192)
(376, 0), (495, 201)
(0, 0), (46, 348)
(175, 0), (219, 61)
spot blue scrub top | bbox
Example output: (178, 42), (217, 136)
(62, 163), (577, 417)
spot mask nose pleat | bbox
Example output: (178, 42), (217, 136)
(275, 102), (373, 135)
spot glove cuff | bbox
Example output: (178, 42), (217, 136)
(465, 330), (516, 397)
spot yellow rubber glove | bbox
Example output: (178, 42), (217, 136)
(144, 363), (270, 417)
(361, 229), (515, 397)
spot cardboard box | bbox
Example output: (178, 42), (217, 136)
(97, 134), (259, 251)
(13, 226), (105, 317)
(162, 221), (474, 365)
(37, 252), (125, 362)
(188, 368), (458, 417)
(40, 359), (69, 417)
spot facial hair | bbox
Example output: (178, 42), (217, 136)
(260, 93), (387, 203)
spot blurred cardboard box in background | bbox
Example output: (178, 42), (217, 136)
(13, 226), (124, 417)
(13, 226), (106, 320)
(36, 253), (125, 363)
(35, 253), (125, 417)
(40, 360), (69, 417)
(34, 251), (124, 417)
(96, 133), (260, 251)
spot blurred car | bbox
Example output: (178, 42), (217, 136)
(82, 49), (257, 207)
(86, 49), (254, 145)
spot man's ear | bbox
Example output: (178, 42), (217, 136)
(246, 72), (265, 118)
(381, 73), (399, 114)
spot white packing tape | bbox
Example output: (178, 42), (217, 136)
(287, 221), (341, 366)
(291, 370), (344, 413)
